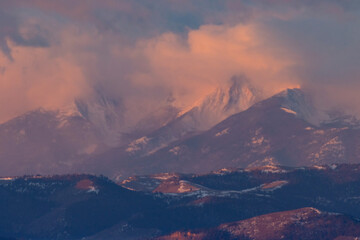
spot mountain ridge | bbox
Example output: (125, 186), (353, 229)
(89, 87), (360, 179)
(2, 85), (360, 179)
(2, 164), (360, 239)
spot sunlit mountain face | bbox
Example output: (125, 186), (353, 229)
(1, 1), (360, 239)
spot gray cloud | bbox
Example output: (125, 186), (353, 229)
(0, 9), (50, 60)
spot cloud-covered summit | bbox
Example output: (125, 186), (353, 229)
(1, 0), (360, 125)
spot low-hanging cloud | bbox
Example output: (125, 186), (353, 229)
(1, 0), (360, 124)
(134, 23), (299, 109)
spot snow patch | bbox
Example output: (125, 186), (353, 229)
(313, 130), (325, 135)
(87, 186), (100, 194)
(0, 177), (15, 181)
(169, 146), (181, 155)
(252, 136), (264, 145)
(126, 137), (150, 153)
(178, 180), (199, 193)
(121, 179), (132, 185)
(166, 185), (261, 198)
(313, 165), (326, 170)
(261, 180), (288, 191)
(177, 77), (260, 133)
(75, 179), (99, 194)
(152, 173), (178, 180)
(215, 128), (230, 137)
(213, 168), (236, 175)
(246, 165), (287, 173)
(56, 104), (82, 128)
(309, 137), (345, 164)
(28, 182), (47, 189)
(279, 88), (330, 126)
(281, 107), (297, 115)
(247, 128), (271, 155)
(329, 164), (337, 170)
(308, 207), (322, 214)
(247, 157), (279, 168)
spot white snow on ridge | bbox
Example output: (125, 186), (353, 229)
(152, 173), (178, 180)
(56, 104), (82, 128)
(126, 136), (150, 153)
(164, 185), (260, 198)
(215, 128), (230, 137)
(0, 177), (15, 181)
(213, 168), (238, 175)
(87, 186), (100, 194)
(261, 180), (288, 191)
(169, 146), (181, 155)
(313, 165), (326, 170)
(177, 180), (199, 193)
(329, 164), (337, 170)
(164, 180), (288, 199)
(245, 165), (288, 173)
(177, 77), (261, 132)
(279, 88), (331, 126)
(309, 137), (345, 164)
(309, 207), (322, 214)
(281, 107), (297, 115)
(311, 164), (338, 171)
(313, 130), (325, 135)
(251, 136), (265, 145)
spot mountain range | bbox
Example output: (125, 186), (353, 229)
(1, 77), (360, 179)
(2, 79), (360, 239)
(83, 87), (360, 180)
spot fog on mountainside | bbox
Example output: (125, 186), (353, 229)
(2, 1), (360, 240)
(2, 78), (360, 179)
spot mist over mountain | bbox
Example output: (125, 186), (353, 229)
(81, 87), (360, 179)
(0, 77), (260, 177)
(2, 81), (360, 179)
(1, 2), (360, 239)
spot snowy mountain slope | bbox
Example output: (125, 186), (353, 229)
(276, 88), (327, 125)
(0, 88), (129, 176)
(122, 76), (261, 157)
(2, 84), (360, 178)
(74, 89), (124, 146)
(65, 88), (180, 147)
(0, 88), (181, 177)
(133, 89), (360, 174)
(0, 108), (105, 176)
(89, 88), (360, 179)
(124, 105), (180, 141)
(176, 76), (261, 131)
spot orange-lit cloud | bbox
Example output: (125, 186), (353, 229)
(0, 39), (90, 122)
(0, 20), (300, 125)
(1, 0), (360, 124)
(135, 23), (299, 109)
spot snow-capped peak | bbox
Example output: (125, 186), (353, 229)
(276, 88), (360, 128)
(178, 76), (261, 131)
(74, 89), (124, 146)
(276, 88), (330, 126)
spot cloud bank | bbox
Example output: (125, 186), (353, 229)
(0, 0), (360, 124)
